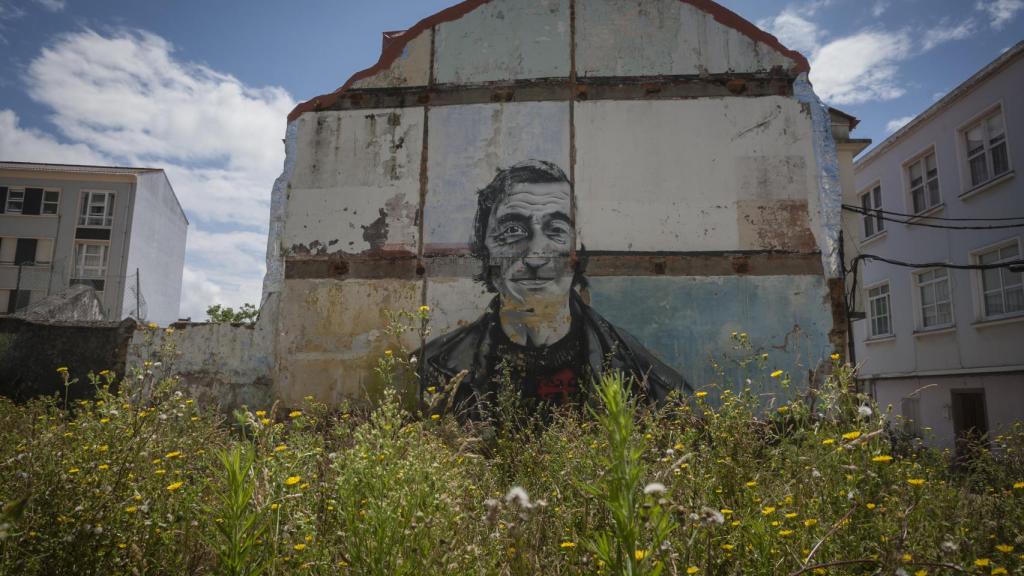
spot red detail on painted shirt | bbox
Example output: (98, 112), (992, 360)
(536, 368), (578, 402)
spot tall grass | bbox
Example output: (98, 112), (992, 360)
(0, 324), (1021, 575)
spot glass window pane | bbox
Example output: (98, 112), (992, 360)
(928, 180), (940, 206)
(966, 125), (985, 155)
(984, 293), (1004, 316)
(921, 284), (935, 306)
(991, 142), (1009, 176)
(934, 268), (947, 279)
(1002, 267), (1022, 288)
(909, 162), (922, 185)
(1001, 244), (1019, 259)
(912, 188), (925, 213)
(873, 186), (882, 207)
(970, 155), (989, 185)
(982, 267), (1001, 291)
(1006, 286), (1023, 313)
(925, 153), (936, 174)
(986, 112), (1005, 138)
(935, 279), (949, 301)
(936, 303), (952, 325)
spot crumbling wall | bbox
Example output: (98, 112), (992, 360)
(266, 0), (843, 405)
(127, 315), (274, 411)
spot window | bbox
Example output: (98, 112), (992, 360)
(5, 189), (24, 213)
(73, 242), (108, 279)
(79, 191), (114, 227)
(916, 268), (953, 329)
(42, 190), (59, 215)
(867, 282), (892, 337)
(860, 185), (884, 239)
(906, 151), (940, 213)
(963, 108), (1010, 188)
(976, 241), (1023, 319)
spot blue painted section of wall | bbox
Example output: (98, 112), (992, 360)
(588, 275), (834, 402)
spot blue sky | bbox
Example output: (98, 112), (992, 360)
(0, 0), (1021, 320)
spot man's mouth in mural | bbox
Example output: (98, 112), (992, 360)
(510, 276), (557, 288)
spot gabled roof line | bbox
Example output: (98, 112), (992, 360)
(856, 41), (1024, 170)
(287, 0), (811, 122)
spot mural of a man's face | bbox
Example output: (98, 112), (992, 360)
(484, 181), (574, 307)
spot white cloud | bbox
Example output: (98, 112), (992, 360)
(872, 1), (889, 17)
(885, 115), (916, 133)
(932, 90), (948, 101)
(758, 9), (823, 56)
(921, 19), (977, 51)
(11, 29), (294, 320)
(0, 109), (108, 164)
(975, 0), (1023, 29)
(34, 0), (64, 12)
(809, 30), (912, 105)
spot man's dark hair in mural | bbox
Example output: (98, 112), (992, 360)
(418, 159), (690, 419)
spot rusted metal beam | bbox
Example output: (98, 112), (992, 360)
(285, 250), (823, 280)
(311, 74), (794, 112)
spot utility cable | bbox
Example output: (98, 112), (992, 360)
(842, 205), (1024, 230)
(842, 203), (1024, 222)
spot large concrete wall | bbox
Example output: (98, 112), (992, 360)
(268, 0), (840, 407)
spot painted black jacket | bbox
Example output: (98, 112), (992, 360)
(417, 291), (691, 419)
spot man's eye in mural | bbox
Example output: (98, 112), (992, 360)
(492, 222), (529, 245)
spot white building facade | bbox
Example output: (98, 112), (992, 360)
(848, 43), (1024, 453)
(0, 162), (188, 325)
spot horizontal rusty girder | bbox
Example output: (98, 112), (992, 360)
(308, 74), (794, 113)
(284, 250), (823, 280)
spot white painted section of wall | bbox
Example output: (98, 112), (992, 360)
(263, 121), (299, 300)
(433, 0), (570, 84)
(128, 321), (274, 410)
(851, 54), (1024, 378)
(872, 372), (1024, 452)
(423, 102), (570, 252)
(575, 97), (818, 252)
(123, 171), (187, 325)
(351, 29), (433, 89)
(576, 0), (795, 77)
(285, 108), (423, 255)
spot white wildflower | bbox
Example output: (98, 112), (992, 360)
(643, 482), (667, 495)
(505, 486), (533, 509)
(857, 405), (872, 419)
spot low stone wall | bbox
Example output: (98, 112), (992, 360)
(0, 317), (136, 401)
(127, 316), (274, 411)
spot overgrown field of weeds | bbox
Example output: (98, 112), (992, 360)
(0, 327), (1022, 575)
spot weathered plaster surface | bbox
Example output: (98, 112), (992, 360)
(424, 102), (570, 253)
(263, 121), (299, 299)
(274, 279), (421, 406)
(351, 30), (433, 89)
(285, 108), (424, 256)
(575, 0), (797, 77)
(574, 97), (818, 252)
(128, 321), (274, 410)
(433, 0), (570, 84)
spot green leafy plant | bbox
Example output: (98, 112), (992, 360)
(206, 303), (259, 326)
(207, 446), (268, 576)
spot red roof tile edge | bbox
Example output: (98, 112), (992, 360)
(287, 0), (811, 122)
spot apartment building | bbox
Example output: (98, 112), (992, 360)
(0, 162), (188, 325)
(847, 42), (1024, 453)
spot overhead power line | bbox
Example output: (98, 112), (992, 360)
(842, 205), (1024, 230)
(841, 203), (1024, 222)
(848, 253), (1024, 273)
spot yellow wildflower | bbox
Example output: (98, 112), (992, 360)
(842, 431), (862, 440)
(901, 553), (912, 562)
(991, 568), (1007, 575)
(687, 567), (699, 574)
(770, 370), (784, 378)
(822, 438), (835, 445)
(270, 503), (280, 511)
(384, 350), (393, 357)
(560, 541), (576, 549)
(284, 476), (301, 486)
(872, 455), (893, 463)
(98, 464), (109, 470)
(779, 530), (794, 537)
(777, 406), (789, 413)
(255, 410), (266, 417)
(762, 506), (776, 515)
(154, 469), (166, 475)
(866, 503), (876, 510)
(995, 544), (1013, 553)
(147, 322), (158, 329)
(745, 480), (757, 488)
(721, 509), (733, 516)
(99, 369), (111, 376)
(974, 558), (990, 567)
(260, 418), (271, 426)
(907, 478), (926, 486)
(914, 571), (928, 576)
(830, 353), (840, 361)
(165, 451), (182, 459)
(68, 467), (80, 474)
(124, 506), (137, 513)
(166, 481), (184, 492)
(634, 550), (648, 561)
(274, 444), (287, 453)
(288, 410), (302, 418)
(293, 543), (306, 551)
(804, 518), (818, 527)
(419, 305), (430, 313)
(721, 544), (734, 551)
(695, 391), (708, 398)
(784, 512), (798, 518)
(431, 414), (440, 420)
(56, 366), (69, 374)
(1013, 481), (1024, 489)
(99, 418), (109, 424)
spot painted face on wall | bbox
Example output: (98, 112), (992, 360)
(484, 181), (574, 307)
